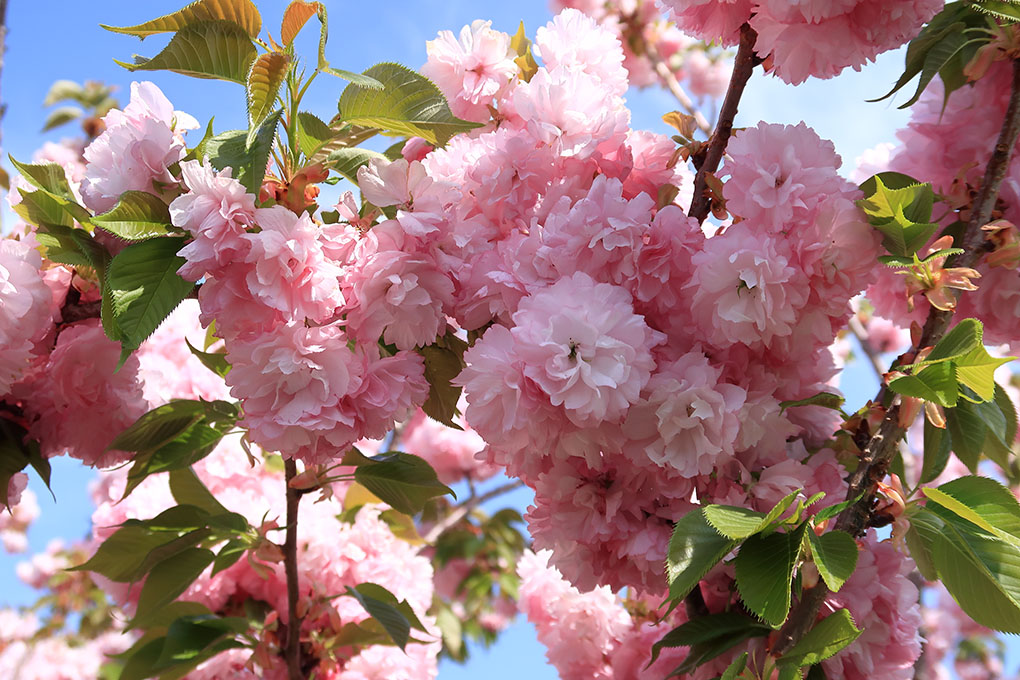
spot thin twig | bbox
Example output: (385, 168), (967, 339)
(283, 458), (303, 680)
(773, 57), (1020, 658)
(847, 314), (886, 382)
(645, 43), (712, 137)
(423, 480), (524, 544)
(688, 23), (758, 224)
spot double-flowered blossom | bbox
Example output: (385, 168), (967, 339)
(659, 0), (941, 84)
(0, 237), (57, 395)
(80, 81), (198, 213)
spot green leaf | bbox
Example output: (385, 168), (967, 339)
(247, 51), (291, 129)
(417, 332), (469, 428)
(115, 20), (257, 85)
(806, 530), (858, 592)
(9, 156), (75, 199)
(186, 339), (231, 378)
(666, 623), (770, 677)
(888, 361), (958, 407)
(42, 106), (83, 132)
(927, 506), (1020, 633)
(102, 0), (262, 38)
(954, 345), (1013, 403)
(813, 492), (864, 523)
(721, 653), (749, 680)
(154, 616), (247, 669)
(107, 236), (195, 353)
(974, 0), (1020, 22)
(924, 318), (984, 365)
(72, 525), (177, 582)
(856, 176), (938, 256)
(44, 79), (85, 106)
(326, 147), (387, 185)
(169, 467), (231, 516)
(122, 420), (230, 500)
(666, 509), (738, 602)
(32, 222), (110, 273)
(734, 525), (804, 628)
(649, 612), (768, 668)
(211, 539), (247, 576)
(779, 609), (862, 668)
(133, 548), (216, 627)
(779, 392), (845, 413)
(925, 475), (1020, 544)
(205, 110), (281, 194)
(946, 404), (987, 472)
(91, 191), (172, 240)
(919, 416), (952, 484)
(109, 400), (210, 454)
(337, 62), (482, 146)
(436, 603), (464, 660)
(344, 583), (428, 649)
(905, 512), (938, 580)
(296, 111), (336, 158)
(702, 505), (766, 540)
(350, 450), (455, 515)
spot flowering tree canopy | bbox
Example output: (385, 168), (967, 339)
(3, 0), (1020, 678)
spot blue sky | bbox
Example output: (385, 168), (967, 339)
(0, 1), (921, 678)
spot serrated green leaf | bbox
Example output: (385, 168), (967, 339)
(310, 4), (383, 90)
(721, 652), (749, 680)
(91, 191), (172, 240)
(102, 0), (261, 38)
(296, 111), (335, 158)
(351, 451), (454, 515)
(72, 525), (176, 582)
(806, 530), (858, 592)
(247, 51), (290, 129)
(946, 403), (987, 472)
(132, 547), (215, 627)
(205, 110), (281, 194)
(925, 318), (984, 364)
(107, 236), (194, 353)
(666, 624), (770, 678)
(857, 176), (940, 256)
(703, 505), (766, 540)
(122, 421), (230, 500)
(337, 62), (482, 146)
(888, 361), (959, 407)
(929, 506), (1020, 633)
(326, 147), (387, 185)
(734, 525), (804, 628)
(109, 400), (209, 454)
(115, 20), (257, 85)
(760, 489), (803, 529)
(974, 0), (1020, 22)
(648, 613), (767, 668)
(779, 608), (861, 668)
(667, 510), (738, 602)
(33, 222), (110, 274)
(926, 475), (1020, 544)
(954, 345), (1014, 403)
(153, 616), (246, 672)
(9, 156), (75, 199)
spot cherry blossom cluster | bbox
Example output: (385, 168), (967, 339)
(660, 0), (942, 84)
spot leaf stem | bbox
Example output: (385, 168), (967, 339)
(688, 23), (759, 224)
(773, 56), (1020, 658)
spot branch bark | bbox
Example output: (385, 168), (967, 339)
(688, 23), (758, 224)
(283, 458), (303, 680)
(773, 57), (1020, 658)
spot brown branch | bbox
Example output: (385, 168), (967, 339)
(688, 23), (759, 224)
(283, 458), (303, 680)
(773, 57), (1020, 658)
(645, 43), (712, 137)
(423, 480), (524, 544)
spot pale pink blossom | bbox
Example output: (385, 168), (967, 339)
(511, 272), (663, 426)
(421, 20), (517, 122)
(80, 81), (197, 213)
(356, 157), (434, 209)
(172, 159), (257, 281)
(0, 237), (55, 394)
(535, 9), (629, 96)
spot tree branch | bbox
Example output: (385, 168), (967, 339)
(283, 458), (303, 680)
(773, 57), (1020, 658)
(688, 23), (759, 224)
(644, 42), (712, 137)
(423, 480), (524, 544)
